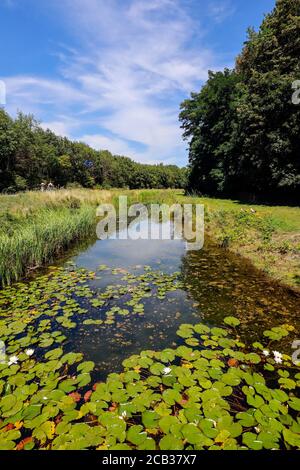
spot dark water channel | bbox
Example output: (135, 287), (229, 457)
(58, 220), (300, 379)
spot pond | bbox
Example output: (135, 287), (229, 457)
(52, 219), (300, 381)
(1, 218), (300, 451)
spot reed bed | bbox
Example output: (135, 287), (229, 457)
(0, 206), (96, 285)
(0, 189), (177, 285)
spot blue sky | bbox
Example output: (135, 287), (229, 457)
(0, 0), (275, 166)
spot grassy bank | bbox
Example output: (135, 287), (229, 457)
(0, 189), (163, 284)
(0, 189), (299, 289)
(138, 191), (300, 291)
(196, 196), (300, 291)
(205, 199), (300, 291)
(0, 190), (117, 285)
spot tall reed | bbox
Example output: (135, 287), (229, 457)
(0, 206), (95, 285)
(0, 189), (176, 285)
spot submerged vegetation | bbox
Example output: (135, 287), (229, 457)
(0, 265), (299, 450)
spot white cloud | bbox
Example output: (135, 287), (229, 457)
(208, 1), (235, 24)
(5, 75), (89, 115)
(4, 0), (230, 165)
(40, 120), (75, 137)
(59, 0), (217, 164)
(81, 134), (136, 157)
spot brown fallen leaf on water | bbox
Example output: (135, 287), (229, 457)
(109, 403), (118, 412)
(16, 437), (33, 451)
(180, 393), (189, 406)
(146, 428), (160, 436)
(3, 423), (15, 432)
(69, 392), (81, 403)
(92, 382), (101, 391)
(83, 413), (98, 425)
(228, 358), (239, 368)
(180, 399), (189, 406)
(55, 415), (63, 425)
(84, 390), (93, 402)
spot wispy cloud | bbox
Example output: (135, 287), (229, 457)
(4, 0), (231, 165)
(81, 134), (141, 159)
(207, 0), (236, 24)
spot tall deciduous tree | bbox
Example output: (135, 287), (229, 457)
(180, 0), (300, 202)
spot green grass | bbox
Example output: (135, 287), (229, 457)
(136, 191), (300, 288)
(0, 189), (141, 285)
(0, 189), (175, 285)
(0, 206), (96, 285)
(189, 197), (300, 289)
(0, 189), (299, 288)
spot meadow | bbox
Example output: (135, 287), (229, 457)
(0, 188), (299, 290)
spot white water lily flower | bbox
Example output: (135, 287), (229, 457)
(274, 356), (283, 364)
(121, 411), (127, 418)
(273, 351), (283, 361)
(163, 367), (172, 375)
(25, 349), (34, 357)
(8, 355), (19, 366)
(263, 350), (269, 357)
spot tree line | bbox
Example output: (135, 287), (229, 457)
(0, 109), (187, 193)
(180, 0), (300, 203)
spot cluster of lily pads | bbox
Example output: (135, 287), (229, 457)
(0, 265), (183, 350)
(0, 265), (299, 450)
(84, 265), (183, 326)
(0, 315), (299, 449)
(0, 267), (95, 354)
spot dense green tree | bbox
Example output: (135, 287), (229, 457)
(0, 108), (186, 192)
(180, 69), (240, 195)
(0, 109), (16, 191)
(180, 0), (300, 202)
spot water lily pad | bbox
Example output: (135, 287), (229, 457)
(159, 434), (184, 450)
(142, 410), (160, 429)
(243, 432), (263, 450)
(224, 316), (241, 327)
(127, 425), (147, 445)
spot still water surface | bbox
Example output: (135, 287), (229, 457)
(58, 220), (300, 379)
